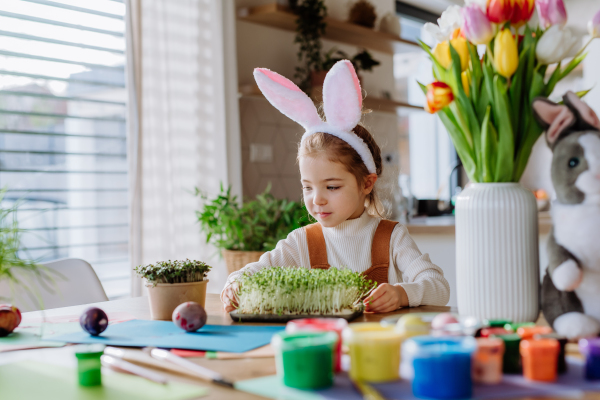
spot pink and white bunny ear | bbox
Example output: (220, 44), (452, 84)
(322, 60), (363, 132)
(563, 91), (600, 130)
(532, 98), (575, 146)
(254, 68), (322, 130)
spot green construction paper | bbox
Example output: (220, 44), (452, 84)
(0, 361), (208, 400)
(234, 375), (322, 400)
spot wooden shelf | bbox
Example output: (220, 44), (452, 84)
(238, 3), (420, 55)
(238, 84), (423, 114)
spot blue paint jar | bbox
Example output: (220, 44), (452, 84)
(580, 338), (600, 381)
(404, 336), (476, 399)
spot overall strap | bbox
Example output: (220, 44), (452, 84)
(304, 223), (330, 270)
(362, 220), (399, 285)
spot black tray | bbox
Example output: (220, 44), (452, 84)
(229, 310), (363, 323)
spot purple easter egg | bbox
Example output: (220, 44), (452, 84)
(80, 307), (108, 336)
(172, 302), (207, 332)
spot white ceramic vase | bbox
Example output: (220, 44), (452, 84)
(455, 183), (539, 322)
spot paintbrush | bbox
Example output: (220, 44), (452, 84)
(101, 354), (169, 385)
(351, 379), (388, 400)
(145, 347), (235, 388)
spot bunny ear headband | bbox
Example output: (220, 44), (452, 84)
(253, 60), (376, 174)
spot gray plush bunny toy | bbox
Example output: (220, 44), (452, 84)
(533, 91), (600, 340)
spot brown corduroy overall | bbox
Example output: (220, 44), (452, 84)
(303, 220), (399, 284)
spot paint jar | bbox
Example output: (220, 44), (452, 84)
(272, 331), (338, 389)
(520, 338), (560, 382)
(535, 333), (567, 374)
(579, 338), (600, 381)
(74, 344), (105, 386)
(343, 323), (402, 383)
(286, 318), (347, 372)
(485, 319), (512, 328)
(504, 322), (535, 332)
(480, 327), (510, 338)
(473, 338), (505, 384)
(395, 314), (431, 340)
(516, 326), (552, 340)
(491, 333), (521, 374)
(404, 336), (476, 399)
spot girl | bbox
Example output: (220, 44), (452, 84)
(222, 60), (450, 313)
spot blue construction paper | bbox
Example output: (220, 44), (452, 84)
(235, 373), (582, 400)
(49, 320), (284, 353)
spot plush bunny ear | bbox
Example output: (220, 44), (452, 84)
(532, 97), (575, 146)
(254, 68), (322, 130)
(563, 91), (600, 130)
(322, 60), (363, 132)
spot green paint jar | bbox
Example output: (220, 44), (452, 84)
(272, 331), (338, 389)
(75, 344), (105, 386)
(485, 319), (512, 328)
(504, 322), (535, 332)
(492, 334), (521, 374)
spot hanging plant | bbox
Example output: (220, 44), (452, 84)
(294, 0), (327, 91)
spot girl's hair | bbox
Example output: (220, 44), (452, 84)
(297, 124), (385, 218)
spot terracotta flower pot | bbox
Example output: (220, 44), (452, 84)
(146, 280), (208, 320)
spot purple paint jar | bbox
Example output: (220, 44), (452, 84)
(579, 338), (600, 381)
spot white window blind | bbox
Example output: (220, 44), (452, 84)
(0, 0), (129, 299)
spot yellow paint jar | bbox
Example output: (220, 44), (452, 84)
(343, 323), (402, 383)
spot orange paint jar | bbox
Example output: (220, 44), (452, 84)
(520, 338), (560, 382)
(473, 338), (505, 384)
(517, 326), (553, 340)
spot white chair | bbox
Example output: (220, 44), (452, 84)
(0, 258), (109, 312)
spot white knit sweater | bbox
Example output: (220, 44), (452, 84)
(222, 211), (450, 307)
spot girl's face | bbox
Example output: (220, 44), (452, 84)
(299, 154), (377, 228)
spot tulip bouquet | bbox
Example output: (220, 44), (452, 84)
(420, 0), (600, 182)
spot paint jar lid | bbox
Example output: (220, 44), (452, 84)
(484, 319), (512, 328)
(517, 326), (553, 340)
(272, 331), (338, 351)
(505, 322), (535, 332)
(403, 335), (477, 359)
(343, 323), (401, 344)
(75, 344), (106, 359)
(286, 318), (347, 334)
(476, 337), (505, 355)
(579, 338), (600, 356)
(481, 327), (511, 338)
(520, 338), (560, 356)
(395, 315), (431, 335)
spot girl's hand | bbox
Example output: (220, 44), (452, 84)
(222, 282), (239, 313)
(364, 284), (408, 313)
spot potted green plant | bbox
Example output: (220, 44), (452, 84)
(0, 190), (54, 309)
(293, 0), (380, 91)
(196, 184), (311, 275)
(134, 259), (211, 320)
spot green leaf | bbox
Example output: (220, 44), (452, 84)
(480, 106), (497, 182)
(491, 75), (515, 182)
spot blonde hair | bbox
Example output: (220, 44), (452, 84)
(297, 124), (385, 218)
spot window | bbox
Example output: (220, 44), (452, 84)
(394, 4), (461, 202)
(0, 0), (129, 298)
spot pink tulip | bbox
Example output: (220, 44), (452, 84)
(536, 0), (567, 29)
(589, 9), (600, 38)
(462, 5), (494, 45)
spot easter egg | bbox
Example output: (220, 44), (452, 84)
(431, 312), (459, 330)
(80, 307), (108, 336)
(0, 304), (21, 337)
(172, 302), (207, 332)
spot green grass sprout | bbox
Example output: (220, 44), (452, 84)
(233, 267), (376, 315)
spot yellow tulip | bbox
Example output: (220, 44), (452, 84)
(493, 29), (519, 78)
(461, 71), (470, 97)
(432, 37), (470, 71)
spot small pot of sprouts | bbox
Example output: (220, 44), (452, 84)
(134, 259), (211, 320)
(232, 267), (376, 318)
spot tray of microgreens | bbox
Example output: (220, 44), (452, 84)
(229, 267), (377, 322)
